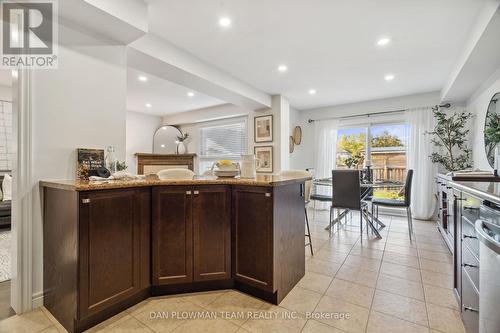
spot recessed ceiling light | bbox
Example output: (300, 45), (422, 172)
(277, 65), (288, 73)
(219, 17), (231, 27)
(160, 144), (165, 148)
(377, 37), (391, 46)
(384, 74), (395, 81)
(138, 75), (148, 82)
(309, 89), (317, 95)
(187, 92), (195, 97)
(145, 103), (152, 108)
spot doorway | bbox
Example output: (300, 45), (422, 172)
(0, 70), (14, 319)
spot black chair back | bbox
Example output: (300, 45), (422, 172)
(404, 169), (414, 207)
(332, 170), (361, 210)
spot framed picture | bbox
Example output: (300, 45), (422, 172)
(254, 115), (273, 143)
(76, 148), (104, 180)
(254, 146), (273, 173)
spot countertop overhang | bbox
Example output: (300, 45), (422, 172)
(40, 175), (311, 191)
(450, 180), (500, 205)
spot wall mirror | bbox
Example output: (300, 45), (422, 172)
(153, 125), (182, 154)
(484, 92), (500, 167)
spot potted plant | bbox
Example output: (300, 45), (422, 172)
(426, 107), (472, 172)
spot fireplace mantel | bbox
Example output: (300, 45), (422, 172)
(135, 153), (196, 175)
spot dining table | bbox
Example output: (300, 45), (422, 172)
(311, 177), (404, 238)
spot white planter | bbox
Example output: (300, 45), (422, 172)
(177, 142), (186, 154)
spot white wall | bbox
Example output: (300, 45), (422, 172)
(0, 84), (11, 101)
(126, 111), (162, 174)
(290, 92), (441, 170)
(164, 99), (293, 174)
(163, 104), (255, 174)
(467, 68), (500, 170)
(31, 26), (128, 304)
(289, 106), (309, 170)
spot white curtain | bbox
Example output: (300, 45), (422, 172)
(406, 107), (437, 220)
(313, 119), (339, 209)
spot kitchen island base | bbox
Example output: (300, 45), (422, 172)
(41, 175), (308, 333)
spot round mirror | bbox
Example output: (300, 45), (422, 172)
(153, 125), (182, 154)
(484, 92), (500, 167)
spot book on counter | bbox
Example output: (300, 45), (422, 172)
(77, 148), (104, 180)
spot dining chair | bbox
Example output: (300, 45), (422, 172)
(371, 169), (414, 240)
(278, 170), (314, 255)
(157, 168), (195, 180)
(331, 170), (367, 237)
(308, 168), (331, 219)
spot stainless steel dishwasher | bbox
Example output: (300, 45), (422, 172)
(475, 218), (500, 333)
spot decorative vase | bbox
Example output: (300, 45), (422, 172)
(177, 142), (186, 154)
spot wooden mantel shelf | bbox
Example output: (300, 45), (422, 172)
(135, 153), (197, 174)
(134, 153), (197, 157)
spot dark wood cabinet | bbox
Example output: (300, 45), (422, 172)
(152, 186), (193, 285)
(78, 189), (150, 318)
(193, 186), (231, 281)
(153, 185), (231, 286)
(232, 186), (274, 292)
(44, 187), (151, 333)
(232, 184), (305, 303)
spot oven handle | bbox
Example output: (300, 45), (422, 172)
(475, 220), (500, 255)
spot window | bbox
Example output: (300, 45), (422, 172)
(199, 118), (248, 172)
(370, 124), (407, 183)
(336, 122), (408, 199)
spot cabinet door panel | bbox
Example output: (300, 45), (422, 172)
(232, 186), (273, 291)
(193, 186), (231, 281)
(79, 189), (147, 318)
(153, 186), (193, 285)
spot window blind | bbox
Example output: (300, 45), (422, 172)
(199, 118), (248, 172)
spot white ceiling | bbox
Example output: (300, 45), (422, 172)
(127, 68), (225, 116)
(146, 0), (487, 110)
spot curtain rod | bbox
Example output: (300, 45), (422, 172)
(307, 103), (451, 123)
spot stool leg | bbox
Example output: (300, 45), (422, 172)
(305, 206), (314, 255)
(406, 206), (413, 241)
(359, 210), (363, 237)
(329, 206), (332, 238)
(313, 200), (316, 219)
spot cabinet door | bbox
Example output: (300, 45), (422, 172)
(232, 186), (273, 292)
(152, 186), (193, 285)
(192, 186), (231, 282)
(78, 188), (150, 318)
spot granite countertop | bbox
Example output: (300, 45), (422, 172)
(450, 181), (500, 204)
(40, 174), (311, 191)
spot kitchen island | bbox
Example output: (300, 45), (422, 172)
(41, 175), (309, 333)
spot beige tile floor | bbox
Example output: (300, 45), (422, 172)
(0, 209), (467, 333)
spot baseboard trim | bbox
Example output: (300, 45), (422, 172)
(32, 291), (44, 308)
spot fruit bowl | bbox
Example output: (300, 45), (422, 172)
(212, 160), (240, 177)
(215, 160), (238, 171)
